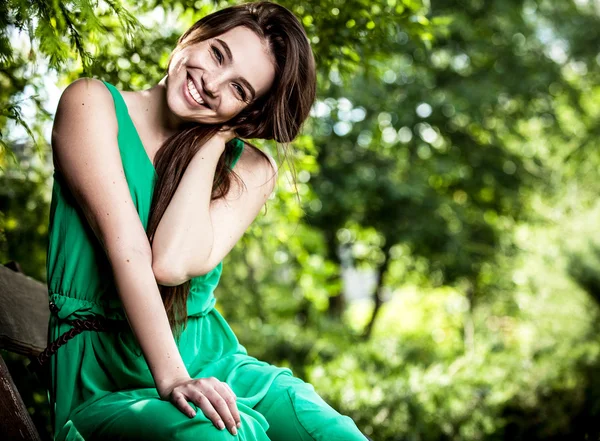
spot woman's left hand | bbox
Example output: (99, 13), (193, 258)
(201, 126), (238, 154)
(215, 126), (237, 144)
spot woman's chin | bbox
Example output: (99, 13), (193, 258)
(192, 112), (232, 126)
(168, 102), (213, 125)
(188, 115), (222, 125)
(167, 97), (229, 126)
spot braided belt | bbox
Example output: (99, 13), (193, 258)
(33, 301), (129, 370)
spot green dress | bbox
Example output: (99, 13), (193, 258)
(46, 81), (294, 440)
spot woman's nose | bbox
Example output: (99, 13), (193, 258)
(202, 72), (219, 99)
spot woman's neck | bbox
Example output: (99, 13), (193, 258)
(129, 76), (186, 146)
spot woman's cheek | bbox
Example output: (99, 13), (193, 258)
(218, 102), (237, 120)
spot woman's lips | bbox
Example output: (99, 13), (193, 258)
(183, 73), (209, 109)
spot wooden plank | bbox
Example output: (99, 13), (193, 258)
(0, 264), (49, 357)
(0, 353), (42, 440)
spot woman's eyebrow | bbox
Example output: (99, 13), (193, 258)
(215, 38), (256, 100)
(215, 38), (233, 61)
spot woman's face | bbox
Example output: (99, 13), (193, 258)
(166, 26), (276, 125)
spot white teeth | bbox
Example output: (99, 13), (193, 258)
(187, 77), (205, 106)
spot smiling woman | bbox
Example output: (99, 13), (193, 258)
(170, 27), (275, 121)
(44, 1), (369, 441)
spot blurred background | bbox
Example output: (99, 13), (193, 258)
(2, 0), (600, 439)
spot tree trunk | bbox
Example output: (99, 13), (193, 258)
(324, 229), (345, 318)
(463, 280), (475, 355)
(361, 243), (392, 340)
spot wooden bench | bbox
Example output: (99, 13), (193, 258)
(0, 262), (48, 440)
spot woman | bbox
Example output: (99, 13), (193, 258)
(44, 1), (368, 440)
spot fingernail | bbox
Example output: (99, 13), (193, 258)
(217, 420), (225, 430)
(237, 422), (242, 429)
(231, 426), (238, 436)
(190, 411), (196, 418)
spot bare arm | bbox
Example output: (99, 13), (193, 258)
(51, 78), (189, 390)
(151, 136), (277, 284)
(51, 80), (242, 434)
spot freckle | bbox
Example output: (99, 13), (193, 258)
(126, 259), (130, 262)
(82, 103), (84, 106)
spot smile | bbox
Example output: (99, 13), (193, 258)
(186, 74), (208, 108)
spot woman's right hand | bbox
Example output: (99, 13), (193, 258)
(158, 376), (241, 435)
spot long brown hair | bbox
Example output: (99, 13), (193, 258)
(146, 1), (316, 338)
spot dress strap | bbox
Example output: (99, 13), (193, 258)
(101, 81), (157, 176)
(229, 138), (245, 169)
(101, 81), (131, 124)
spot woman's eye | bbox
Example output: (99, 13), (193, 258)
(233, 84), (246, 100)
(211, 46), (223, 63)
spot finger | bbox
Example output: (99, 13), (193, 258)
(189, 390), (226, 431)
(218, 126), (234, 136)
(222, 382), (237, 399)
(171, 391), (197, 419)
(204, 387), (238, 435)
(216, 382), (241, 429)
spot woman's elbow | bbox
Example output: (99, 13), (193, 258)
(151, 246), (216, 284)
(151, 257), (188, 286)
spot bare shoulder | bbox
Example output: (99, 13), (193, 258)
(234, 142), (278, 192)
(55, 77), (114, 115)
(53, 78), (117, 141)
(52, 78), (118, 171)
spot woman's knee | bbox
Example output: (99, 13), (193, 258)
(258, 374), (367, 441)
(71, 392), (269, 441)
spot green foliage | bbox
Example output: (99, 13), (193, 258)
(1, 0), (138, 69)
